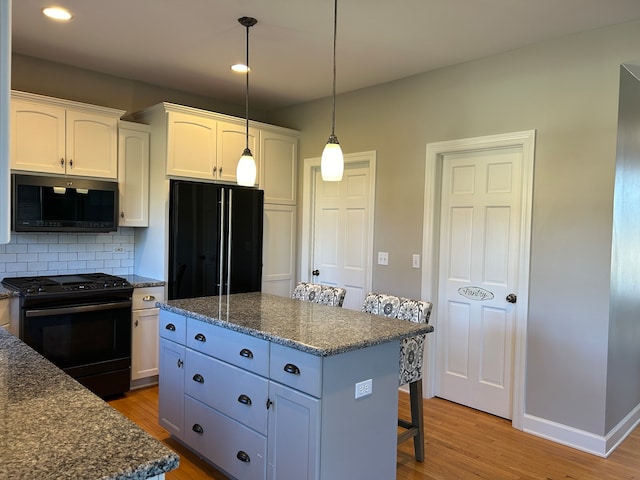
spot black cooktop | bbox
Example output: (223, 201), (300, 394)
(2, 273), (132, 296)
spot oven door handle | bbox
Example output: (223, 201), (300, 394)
(25, 301), (132, 318)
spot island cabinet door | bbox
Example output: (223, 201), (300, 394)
(267, 382), (320, 480)
(159, 338), (185, 439)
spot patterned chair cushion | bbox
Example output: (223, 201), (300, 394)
(362, 292), (433, 386)
(292, 282), (346, 307)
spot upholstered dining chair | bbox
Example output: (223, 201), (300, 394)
(292, 282), (347, 307)
(361, 292), (433, 462)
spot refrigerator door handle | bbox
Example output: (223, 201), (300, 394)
(219, 188), (226, 297)
(226, 189), (233, 294)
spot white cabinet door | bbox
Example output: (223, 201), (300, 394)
(118, 123), (150, 226)
(260, 131), (297, 204)
(217, 121), (259, 184)
(159, 337), (185, 439)
(66, 110), (119, 178)
(131, 308), (160, 380)
(267, 381), (320, 480)
(262, 204), (296, 297)
(166, 111), (217, 180)
(11, 99), (66, 174)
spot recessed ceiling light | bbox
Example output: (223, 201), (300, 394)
(231, 64), (249, 73)
(43, 7), (73, 21)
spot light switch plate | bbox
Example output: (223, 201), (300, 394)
(412, 254), (420, 269)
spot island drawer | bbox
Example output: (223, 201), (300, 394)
(159, 311), (186, 344)
(185, 349), (269, 435)
(132, 286), (165, 310)
(270, 343), (322, 398)
(185, 395), (266, 480)
(186, 319), (269, 377)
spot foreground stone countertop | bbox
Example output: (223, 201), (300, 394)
(0, 328), (179, 480)
(159, 292), (434, 356)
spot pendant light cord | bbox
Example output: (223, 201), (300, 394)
(331, 0), (337, 137)
(245, 21), (250, 151)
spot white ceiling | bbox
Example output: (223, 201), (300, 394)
(11, 0), (640, 111)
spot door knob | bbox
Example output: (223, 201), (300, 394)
(506, 293), (517, 304)
(312, 269), (320, 276)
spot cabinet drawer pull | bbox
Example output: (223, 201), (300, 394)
(192, 424), (204, 434)
(192, 373), (205, 384)
(237, 394), (252, 406)
(194, 333), (206, 342)
(239, 348), (254, 359)
(60, 158), (64, 167)
(142, 295), (156, 302)
(236, 451), (250, 463)
(284, 363), (301, 375)
(165, 323), (176, 331)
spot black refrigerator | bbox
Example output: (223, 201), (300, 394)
(168, 179), (264, 300)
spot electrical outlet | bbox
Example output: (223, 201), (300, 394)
(355, 379), (373, 399)
(412, 254), (420, 269)
(113, 245), (124, 253)
(377, 252), (389, 265)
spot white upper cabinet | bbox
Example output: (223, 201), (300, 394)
(217, 120), (259, 184)
(260, 131), (297, 205)
(118, 121), (151, 227)
(10, 91), (124, 179)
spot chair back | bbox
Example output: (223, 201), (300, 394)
(292, 282), (346, 307)
(362, 292), (433, 385)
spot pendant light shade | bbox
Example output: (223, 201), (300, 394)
(236, 16), (257, 187)
(321, 0), (344, 182)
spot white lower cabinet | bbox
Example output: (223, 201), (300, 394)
(158, 310), (398, 480)
(131, 286), (164, 386)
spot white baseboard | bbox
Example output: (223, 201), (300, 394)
(523, 402), (640, 457)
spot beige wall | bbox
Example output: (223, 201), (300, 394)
(266, 20), (640, 437)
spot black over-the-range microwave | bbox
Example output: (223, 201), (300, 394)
(12, 174), (119, 232)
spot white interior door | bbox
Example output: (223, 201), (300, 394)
(436, 146), (524, 419)
(302, 152), (376, 311)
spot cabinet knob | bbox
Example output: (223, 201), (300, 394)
(236, 451), (250, 463)
(284, 363), (301, 375)
(60, 158), (65, 168)
(177, 358), (183, 368)
(120, 212), (125, 218)
(69, 159), (73, 168)
(239, 348), (254, 359)
(194, 333), (206, 342)
(165, 323), (176, 331)
(237, 394), (252, 406)
(134, 320), (139, 327)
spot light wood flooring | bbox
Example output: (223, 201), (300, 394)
(108, 386), (640, 479)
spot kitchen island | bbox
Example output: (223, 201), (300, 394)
(158, 292), (433, 480)
(0, 327), (179, 480)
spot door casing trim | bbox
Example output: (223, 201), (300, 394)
(300, 151), (377, 299)
(421, 130), (536, 430)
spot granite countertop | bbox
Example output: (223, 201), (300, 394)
(0, 328), (179, 480)
(159, 292), (434, 356)
(122, 275), (165, 289)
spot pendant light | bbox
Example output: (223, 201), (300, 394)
(236, 16), (258, 187)
(321, 0), (344, 182)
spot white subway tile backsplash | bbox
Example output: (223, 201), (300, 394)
(0, 228), (135, 278)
